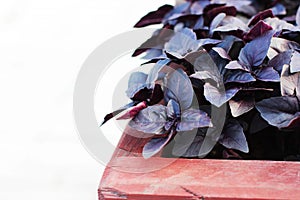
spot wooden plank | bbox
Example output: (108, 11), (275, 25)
(99, 157), (300, 200)
(99, 132), (300, 200)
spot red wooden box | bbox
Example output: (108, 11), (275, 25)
(99, 133), (300, 200)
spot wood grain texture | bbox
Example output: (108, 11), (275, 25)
(99, 133), (300, 200)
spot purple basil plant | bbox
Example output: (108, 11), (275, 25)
(102, 0), (300, 161)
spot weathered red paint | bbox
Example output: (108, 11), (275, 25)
(99, 133), (300, 200)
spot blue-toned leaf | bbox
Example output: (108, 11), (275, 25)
(213, 16), (248, 33)
(193, 16), (204, 29)
(146, 59), (170, 88)
(239, 30), (274, 67)
(128, 105), (167, 134)
(142, 49), (167, 60)
(271, 3), (287, 16)
(225, 70), (256, 83)
(210, 13), (226, 35)
(255, 66), (280, 82)
(165, 68), (194, 110)
(198, 39), (222, 46)
(268, 50), (292, 74)
(176, 109), (211, 132)
(219, 119), (249, 153)
(190, 0), (210, 15)
(143, 130), (175, 159)
(297, 5), (300, 26)
(134, 5), (174, 27)
(163, 2), (191, 22)
(211, 0), (251, 13)
(264, 17), (299, 32)
(290, 51), (300, 73)
(212, 47), (231, 60)
(126, 72), (148, 98)
(164, 28), (199, 59)
(225, 61), (250, 71)
(281, 65), (300, 96)
(229, 96), (255, 117)
(270, 37), (300, 53)
(204, 83), (239, 107)
(256, 96), (300, 129)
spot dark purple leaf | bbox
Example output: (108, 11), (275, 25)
(149, 84), (164, 105)
(117, 101), (147, 120)
(219, 119), (249, 153)
(239, 30), (275, 67)
(281, 65), (300, 96)
(134, 5), (174, 27)
(176, 109), (212, 131)
(248, 9), (274, 27)
(229, 95), (255, 117)
(256, 96), (300, 129)
(290, 51), (300, 73)
(268, 50), (292, 73)
(203, 83), (239, 107)
(126, 72), (148, 98)
(165, 68), (194, 110)
(165, 28), (199, 59)
(212, 0), (252, 13)
(225, 70), (256, 83)
(225, 60), (250, 71)
(143, 130), (175, 159)
(255, 66), (280, 82)
(101, 102), (136, 126)
(212, 47), (231, 60)
(243, 21), (273, 42)
(206, 6), (237, 25)
(128, 105), (167, 134)
(249, 113), (269, 134)
(271, 3), (287, 16)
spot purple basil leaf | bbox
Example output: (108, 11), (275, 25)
(264, 17), (299, 32)
(296, 5), (300, 26)
(229, 95), (255, 117)
(270, 37), (300, 53)
(281, 65), (300, 96)
(206, 6), (237, 24)
(239, 30), (275, 67)
(225, 70), (256, 83)
(249, 113), (269, 134)
(198, 39), (222, 46)
(210, 13), (226, 35)
(166, 99), (181, 120)
(128, 105), (167, 134)
(143, 130), (174, 159)
(165, 68), (194, 110)
(101, 102), (136, 126)
(142, 49), (167, 60)
(146, 59), (170, 88)
(268, 50), (292, 74)
(117, 101), (147, 120)
(290, 51), (300, 73)
(134, 5), (174, 27)
(126, 72), (148, 98)
(213, 16), (248, 33)
(256, 96), (300, 129)
(163, 2), (191, 22)
(190, 0), (210, 15)
(248, 9), (274, 27)
(164, 28), (199, 59)
(193, 16), (204, 29)
(212, 47), (231, 60)
(219, 119), (249, 153)
(176, 109), (212, 132)
(225, 60), (250, 71)
(217, 35), (240, 52)
(243, 21), (273, 42)
(255, 66), (280, 82)
(212, 0), (251, 12)
(203, 83), (239, 107)
(271, 3), (287, 16)
(172, 130), (205, 157)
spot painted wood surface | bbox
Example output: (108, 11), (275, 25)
(99, 133), (300, 200)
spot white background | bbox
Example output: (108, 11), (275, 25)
(0, 0), (173, 200)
